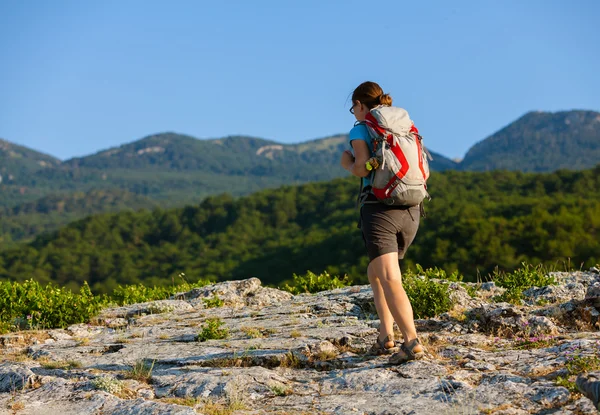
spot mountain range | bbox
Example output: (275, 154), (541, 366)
(0, 109), (599, 247)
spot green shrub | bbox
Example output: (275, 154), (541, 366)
(0, 279), (105, 333)
(203, 295), (224, 308)
(402, 269), (454, 319)
(414, 264), (463, 282)
(197, 318), (229, 341)
(492, 263), (556, 304)
(111, 278), (212, 306)
(282, 270), (352, 294)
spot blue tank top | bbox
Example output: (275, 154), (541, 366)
(348, 123), (373, 188)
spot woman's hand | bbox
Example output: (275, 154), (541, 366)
(340, 150), (355, 170)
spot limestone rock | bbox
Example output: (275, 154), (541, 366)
(0, 363), (37, 392)
(1, 274), (600, 414)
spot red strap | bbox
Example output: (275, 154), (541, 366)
(411, 125), (427, 180)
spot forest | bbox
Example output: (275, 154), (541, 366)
(0, 166), (598, 294)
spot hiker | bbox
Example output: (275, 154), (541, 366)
(340, 81), (426, 364)
(577, 372), (600, 411)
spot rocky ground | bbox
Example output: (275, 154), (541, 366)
(1, 270), (600, 415)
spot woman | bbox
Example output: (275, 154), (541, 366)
(340, 81), (425, 364)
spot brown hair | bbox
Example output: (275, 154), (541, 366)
(351, 81), (393, 109)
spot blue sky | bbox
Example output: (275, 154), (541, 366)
(0, 0), (598, 161)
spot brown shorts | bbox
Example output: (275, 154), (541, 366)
(359, 203), (420, 262)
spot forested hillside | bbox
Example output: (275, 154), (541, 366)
(1, 166), (598, 294)
(0, 133), (456, 244)
(0, 189), (157, 249)
(0, 138), (61, 178)
(1, 109), (598, 248)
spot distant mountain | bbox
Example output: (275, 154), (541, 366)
(61, 132), (457, 176)
(2, 108), (597, 225)
(0, 132), (457, 209)
(1, 110), (598, 247)
(459, 110), (600, 172)
(0, 138), (61, 182)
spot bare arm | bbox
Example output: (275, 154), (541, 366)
(340, 140), (371, 178)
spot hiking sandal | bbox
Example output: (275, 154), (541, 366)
(388, 338), (425, 364)
(368, 334), (400, 355)
(576, 372), (600, 410)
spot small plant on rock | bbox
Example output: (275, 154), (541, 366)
(203, 295), (224, 308)
(124, 359), (155, 383)
(513, 335), (557, 350)
(147, 303), (175, 314)
(491, 263), (556, 305)
(556, 342), (600, 393)
(269, 384), (291, 396)
(160, 396), (200, 407)
(240, 326), (264, 338)
(41, 359), (82, 370)
(197, 318), (229, 342)
(91, 376), (124, 395)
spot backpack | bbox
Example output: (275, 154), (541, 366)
(359, 105), (432, 208)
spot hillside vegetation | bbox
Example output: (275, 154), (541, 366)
(0, 189), (157, 249)
(460, 110), (600, 171)
(1, 109), (598, 247)
(1, 166), (598, 294)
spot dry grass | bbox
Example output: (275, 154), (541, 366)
(525, 365), (562, 379)
(0, 349), (31, 363)
(480, 403), (515, 414)
(313, 350), (338, 361)
(280, 351), (304, 369)
(290, 330), (302, 338)
(240, 326), (264, 338)
(7, 401), (25, 412)
(447, 306), (468, 321)
(159, 396), (200, 407)
(124, 359), (155, 384)
(201, 400), (245, 415)
(74, 337), (90, 346)
(38, 358), (82, 370)
(419, 334), (451, 360)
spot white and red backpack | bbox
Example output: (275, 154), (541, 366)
(360, 105), (431, 207)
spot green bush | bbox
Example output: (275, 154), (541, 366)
(202, 295), (224, 308)
(0, 279), (105, 333)
(0, 277), (215, 333)
(492, 262), (557, 304)
(197, 318), (229, 341)
(281, 270), (352, 294)
(414, 264), (463, 282)
(111, 277), (212, 306)
(402, 268), (454, 318)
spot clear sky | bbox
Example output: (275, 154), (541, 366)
(1, 0), (598, 161)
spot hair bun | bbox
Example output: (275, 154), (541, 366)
(379, 93), (393, 106)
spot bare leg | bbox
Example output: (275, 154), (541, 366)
(368, 261), (395, 348)
(368, 252), (420, 347)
